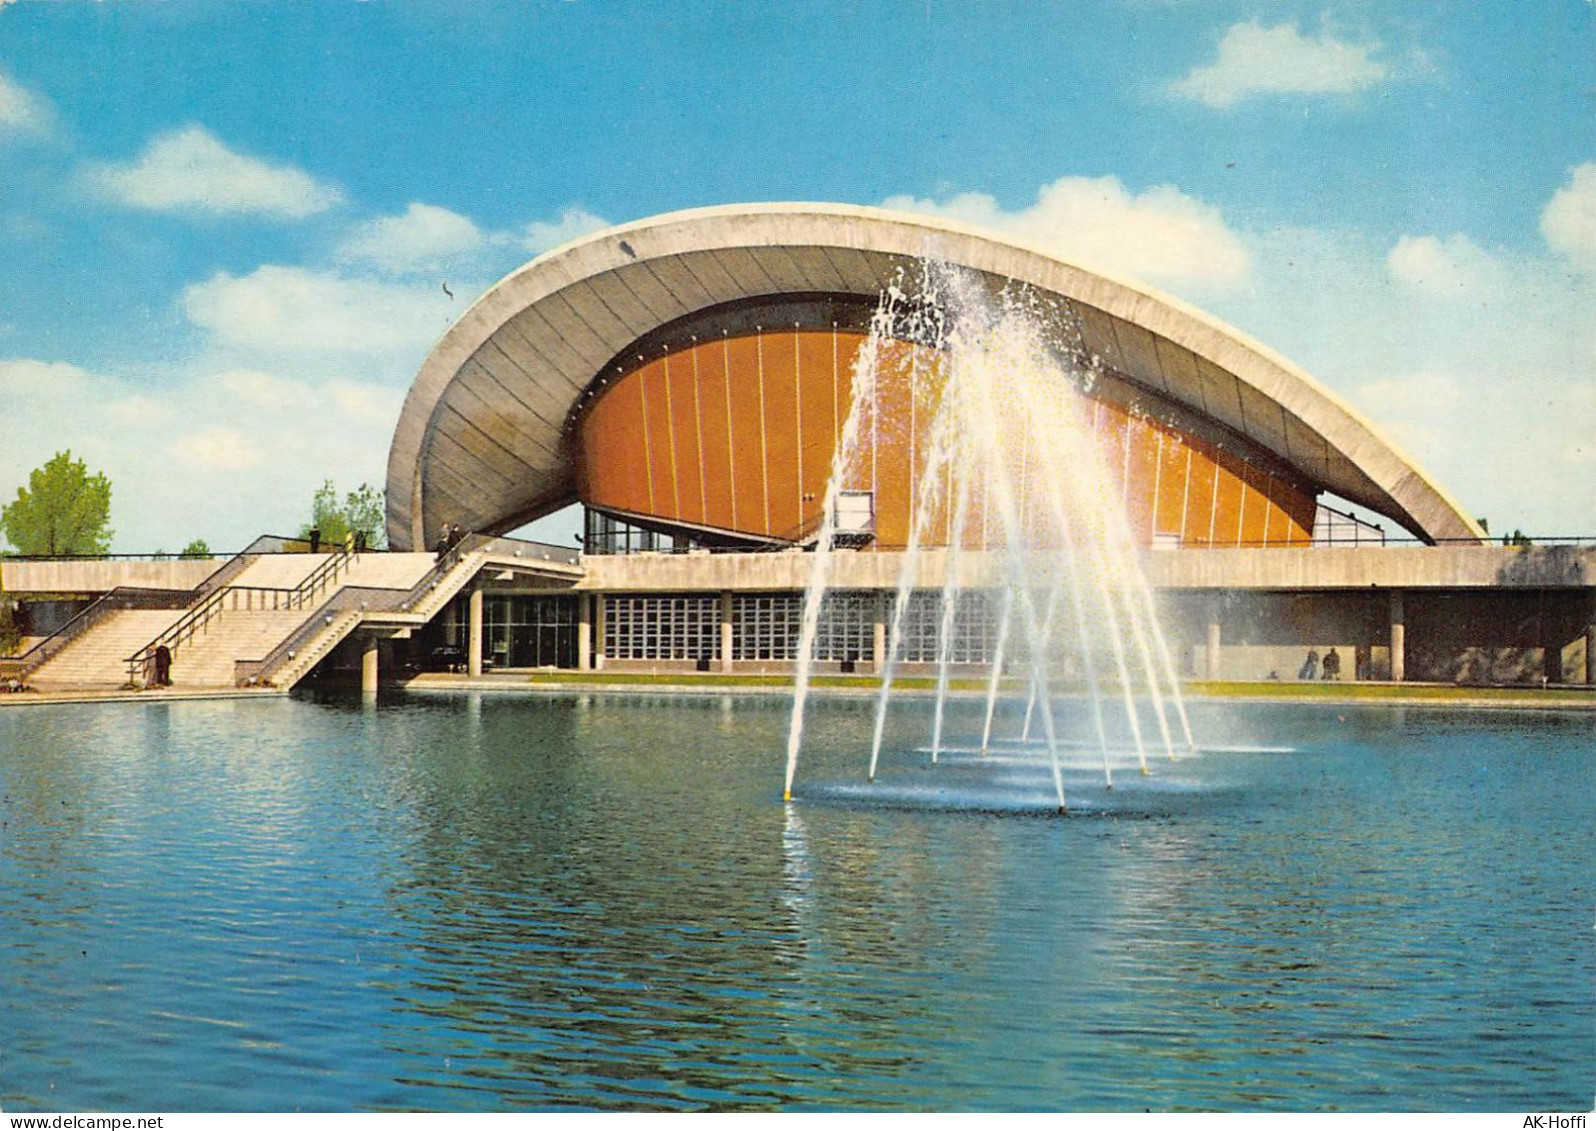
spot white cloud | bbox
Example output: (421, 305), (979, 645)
(105, 394), (173, 425)
(338, 202), (486, 273)
(1349, 371), (1458, 460)
(522, 207), (609, 256)
(335, 202), (612, 278)
(181, 265), (452, 356)
(0, 356), (407, 552)
(1169, 22), (1389, 109)
(0, 358), (86, 406)
(1541, 162), (1596, 269)
(884, 175), (1250, 292)
(216, 368), (319, 410)
(170, 426), (259, 471)
(0, 71), (51, 136)
(1205, 219), (1596, 536)
(1386, 233), (1498, 296)
(326, 378), (403, 428)
(1348, 368), (1596, 533)
(84, 125), (343, 218)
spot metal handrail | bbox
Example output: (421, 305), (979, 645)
(395, 534), (581, 613)
(0, 587), (192, 681)
(236, 585), (410, 687)
(238, 542), (488, 688)
(0, 539), (292, 681)
(240, 537), (581, 688)
(124, 548), (356, 684)
(235, 610), (362, 689)
(233, 535), (582, 687)
(0, 532), (342, 563)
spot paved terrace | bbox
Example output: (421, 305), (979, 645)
(11, 544), (1589, 599)
(566, 544), (1596, 592)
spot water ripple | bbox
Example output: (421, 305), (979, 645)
(0, 695), (1590, 1110)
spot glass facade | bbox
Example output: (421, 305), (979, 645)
(896, 591), (1001, 664)
(448, 594), (579, 669)
(731, 591), (880, 663)
(731, 594), (800, 661)
(604, 594), (720, 663)
(813, 591), (877, 662)
(442, 589), (1002, 669)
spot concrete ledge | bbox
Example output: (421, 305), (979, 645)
(571, 544), (1596, 593)
(2, 558), (221, 594)
(0, 686), (285, 708)
(1143, 544), (1596, 590)
(399, 671), (1596, 711)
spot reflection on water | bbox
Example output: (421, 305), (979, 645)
(0, 693), (1591, 1111)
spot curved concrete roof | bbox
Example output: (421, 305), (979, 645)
(386, 202), (1483, 550)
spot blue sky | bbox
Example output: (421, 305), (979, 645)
(1, 0), (1592, 551)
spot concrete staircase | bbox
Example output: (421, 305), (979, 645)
(170, 609), (310, 688)
(20, 541), (580, 694)
(261, 610), (363, 690)
(30, 609), (183, 690)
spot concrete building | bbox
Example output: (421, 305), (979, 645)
(382, 203), (1592, 686)
(3, 204), (1591, 691)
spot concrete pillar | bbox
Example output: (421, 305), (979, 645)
(467, 585), (484, 678)
(1389, 590), (1406, 683)
(872, 591), (889, 674)
(594, 594), (606, 671)
(443, 601), (458, 648)
(577, 593), (592, 671)
(719, 590), (735, 673)
(361, 634), (379, 694)
(1205, 600), (1221, 680)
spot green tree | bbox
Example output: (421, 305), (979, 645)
(302, 481), (386, 550)
(1, 450), (113, 556)
(180, 538), (211, 558)
(343, 484), (386, 549)
(0, 594), (21, 657)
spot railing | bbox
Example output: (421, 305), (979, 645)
(583, 511), (836, 556)
(394, 534), (582, 614)
(0, 587), (192, 682)
(0, 533), (337, 564)
(124, 547), (356, 685)
(190, 551), (262, 599)
(0, 552), (219, 563)
(1171, 534), (1596, 549)
(390, 535), (484, 612)
(296, 545), (358, 602)
(469, 533), (582, 567)
(234, 535), (584, 688)
(236, 585), (410, 687)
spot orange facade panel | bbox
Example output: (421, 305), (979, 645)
(694, 339), (736, 531)
(758, 330), (804, 539)
(575, 326), (1317, 549)
(663, 350), (706, 528)
(796, 329), (840, 530)
(724, 335), (768, 535)
(639, 363), (674, 520)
